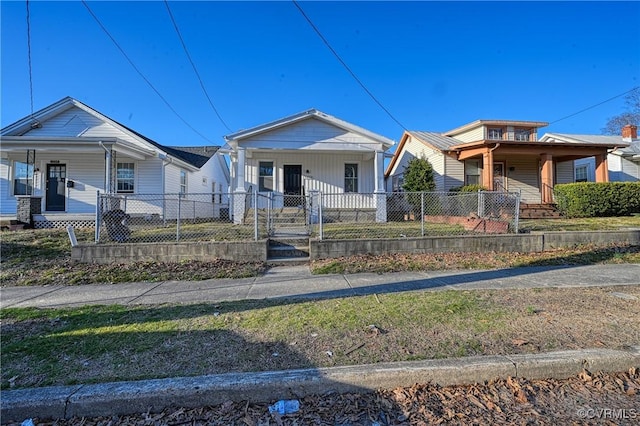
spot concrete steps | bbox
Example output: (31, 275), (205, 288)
(267, 236), (310, 265)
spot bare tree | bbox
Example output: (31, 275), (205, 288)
(601, 88), (640, 135)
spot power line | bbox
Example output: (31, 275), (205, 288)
(164, 0), (232, 132)
(81, 0), (215, 144)
(292, 0), (408, 132)
(549, 86), (640, 125)
(26, 0), (34, 117)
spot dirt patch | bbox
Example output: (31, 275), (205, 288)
(12, 369), (640, 425)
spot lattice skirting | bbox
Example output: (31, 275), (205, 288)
(34, 219), (95, 229)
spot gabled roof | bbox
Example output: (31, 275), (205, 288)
(1, 97), (220, 169)
(444, 119), (549, 136)
(224, 108), (394, 148)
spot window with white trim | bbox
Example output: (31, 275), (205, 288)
(116, 162), (135, 193)
(180, 170), (187, 195)
(515, 129), (531, 141)
(259, 161), (274, 192)
(344, 163), (358, 193)
(13, 161), (34, 195)
(465, 160), (481, 186)
(487, 128), (503, 140)
(575, 165), (588, 182)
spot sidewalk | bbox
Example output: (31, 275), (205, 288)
(2, 263), (639, 309)
(2, 263), (639, 423)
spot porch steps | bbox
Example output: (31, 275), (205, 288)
(519, 203), (563, 219)
(267, 236), (310, 265)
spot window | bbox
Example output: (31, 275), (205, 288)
(13, 161), (34, 195)
(487, 128), (503, 140)
(392, 174), (404, 192)
(575, 165), (588, 182)
(180, 170), (187, 195)
(465, 160), (481, 186)
(259, 161), (273, 192)
(344, 163), (358, 193)
(116, 162), (135, 193)
(515, 129), (530, 141)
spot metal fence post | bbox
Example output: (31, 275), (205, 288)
(319, 192), (324, 240)
(478, 191), (485, 217)
(514, 192), (521, 234)
(254, 190), (259, 241)
(177, 195), (181, 242)
(420, 192), (424, 236)
(95, 191), (101, 243)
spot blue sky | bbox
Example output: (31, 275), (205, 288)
(1, 1), (639, 149)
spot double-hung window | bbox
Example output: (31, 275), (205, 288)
(116, 162), (135, 193)
(344, 163), (358, 193)
(515, 129), (530, 141)
(180, 170), (187, 195)
(13, 161), (34, 195)
(465, 160), (481, 186)
(575, 165), (588, 182)
(259, 161), (274, 192)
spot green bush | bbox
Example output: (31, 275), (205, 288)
(449, 184), (488, 193)
(554, 182), (640, 218)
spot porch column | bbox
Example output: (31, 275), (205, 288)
(104, 147), (112, 193)
(374, 150), (386, 222)
(595, 153), (609, 182)
(540, 153), (554, 204)
(482, 148), (494, 190)
(232, 148), (247, 224)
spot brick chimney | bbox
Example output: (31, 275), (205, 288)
(622, 124), (638, 140)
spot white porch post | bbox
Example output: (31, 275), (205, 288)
(233, 147), (247, 224)
(374, 150), (387, 222)
(104, 145), (112, 193)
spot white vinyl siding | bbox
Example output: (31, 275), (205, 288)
(245, 152), (376, 194)
(387, 135), (447, 191)
(449, 126), (484, 142)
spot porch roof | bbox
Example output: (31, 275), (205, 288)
(0, 136), (156, 160)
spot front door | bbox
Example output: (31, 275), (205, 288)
(283, 165), (302, 207)
(46, 164), (66, 211)
(493, 162), (506, 191)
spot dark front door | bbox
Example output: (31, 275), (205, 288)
(46, 164), (66, 211)
(283, 165), (302, 207)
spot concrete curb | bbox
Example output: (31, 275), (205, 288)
(2, 346), (639, 423)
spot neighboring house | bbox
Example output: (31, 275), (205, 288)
(222, 109), (395, 223)
(386, 119), (627, 205)
(0, 97), (229, 228)
(543, 125), (639, 183)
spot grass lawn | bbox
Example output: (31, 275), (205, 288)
(2, 285), (639, 389)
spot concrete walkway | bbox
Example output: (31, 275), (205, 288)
(2, 263), (639, 423)
(2, 263), (640, 309)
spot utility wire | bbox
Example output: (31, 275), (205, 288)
(81, 0), (215, 144)
(549, 86), (639, 125)
(292, 0), (408, 132)
(26, 0), (34, 117)
(164, 0), (232, 133)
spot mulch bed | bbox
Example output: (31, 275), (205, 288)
(17, 368), (640, 425)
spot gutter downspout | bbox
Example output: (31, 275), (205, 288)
(160, 154), (172, 226)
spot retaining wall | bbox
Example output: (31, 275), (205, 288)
(72, 241), (268, 264)
(309, 230), (640, 260)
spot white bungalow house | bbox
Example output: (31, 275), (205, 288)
(542, 125), (639, 183)
(386, 119), (626, 208)
(0, 97), (230, 228)
(222, 109), (395, 224)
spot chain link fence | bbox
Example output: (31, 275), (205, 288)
(96, 192), (251, 243)
(96, 190), (520, 244)
(313, 191), (520, 240)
